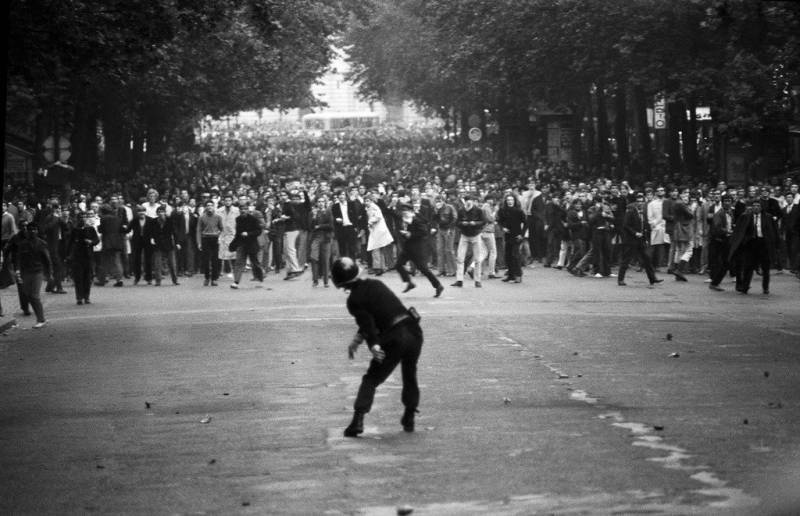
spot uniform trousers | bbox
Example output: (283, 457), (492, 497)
(354, 320), (423, 414)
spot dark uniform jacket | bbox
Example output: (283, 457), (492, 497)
(346, 278), (411, 349)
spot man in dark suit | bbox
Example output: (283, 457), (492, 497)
(332, 190), (362, 260)
(129, 206), (154, 285)
(729, 200), (776, 295)
(617, 192), (662, 287)
(708, 195), (735, 291)
(99, 204), (126, 287)
(150, 205), (179, 286)
(171, 201), (190, 276)
(42, 205), (68, 294)
(230, 197), (264, 289)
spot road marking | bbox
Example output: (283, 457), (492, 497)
(491, 331), (761, 512)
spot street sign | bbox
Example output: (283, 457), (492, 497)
(467, 114), (481, 128)
(468, 127), (482, 142)
(654, 98), (666, 129)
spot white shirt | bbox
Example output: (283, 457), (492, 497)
(340, 202), (352, 227)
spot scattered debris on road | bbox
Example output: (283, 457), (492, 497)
(669, 352), (680, 358)
(666, 333), (673, 341)
(200, 415), (212, 423)
(145, 401), (151, 409)
(654, 425), (664, 431)
(764, 371), (769, 378)
(503, 397), (511, 405)
(767, 402), (783, 409)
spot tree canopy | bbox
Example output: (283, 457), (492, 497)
(344, 0), (800, 168)
(8, 0), (355, 174)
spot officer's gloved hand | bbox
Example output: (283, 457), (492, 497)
(370, 345), (385, 363)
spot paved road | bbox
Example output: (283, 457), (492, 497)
(1, 268), (799, 515)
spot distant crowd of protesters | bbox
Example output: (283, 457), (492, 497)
(2, 127), (799, 325)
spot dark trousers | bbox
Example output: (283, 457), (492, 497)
(337, 228), (358, 260)
(618, 240), (656, 283)
(708, 238), (730, 286)
(396, 241), (442, 289)
(504, 237), (522, 278)
(544, 231), (561, 266)
(20, 272), (45, 322)
(46, 247), (63, 291)
(131, 242), (152, 282)
(200, 237), (221, 280)
(270, 233), (284, 271)
(152, 249), (177, 284)
(738, 238), (770, 293)
(72, 260), (93, 301)
(234, 240), (264, 283)
(527, 216), (546, 260)
(354, 321), (423, 414)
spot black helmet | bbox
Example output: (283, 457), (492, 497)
(331, 257), (359, 288)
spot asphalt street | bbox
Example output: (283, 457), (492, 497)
(1, 267), (799, 515)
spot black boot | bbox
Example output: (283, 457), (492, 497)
(674, 260), (688, 282)
(401, 408), (418, 432)
(343, 411), (365, 437)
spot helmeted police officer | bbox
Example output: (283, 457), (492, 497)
(332, 256), (423, 437)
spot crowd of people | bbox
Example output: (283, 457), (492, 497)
(2, 127), (799, 326)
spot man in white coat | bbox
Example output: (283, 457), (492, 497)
(647, 186), (668, 270)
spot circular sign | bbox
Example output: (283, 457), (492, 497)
(468, 127), (482, 142)
(468, 114), (481, 127)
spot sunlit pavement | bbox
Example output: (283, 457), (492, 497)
(1, 267), (799, 515)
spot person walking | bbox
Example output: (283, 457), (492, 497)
(230, 198), (264, 289)
(497, 193), (527, 283)
(197, 200), (223, 286)
(617, 192), (663, 287)
(332, 256), (423, 437)
(67, 211), (100, 304)
(7, 220), (51, 328)
(452, 194), (486, 288)
(309, 196), (334, 287)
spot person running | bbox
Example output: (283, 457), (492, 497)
(395, 204), (444, 297)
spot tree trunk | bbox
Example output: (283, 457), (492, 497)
(584, 91), (596, 173)
(614, 86), (629, 179)
(71, 98), (99, 177)
(101, 111), (130, 179)
(667, 100), (684, 175)
(596, 81), (611, 174)
(683, 98), (698, 177)
(460, 108), (470, 144)
(633, 85), (653, 180)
